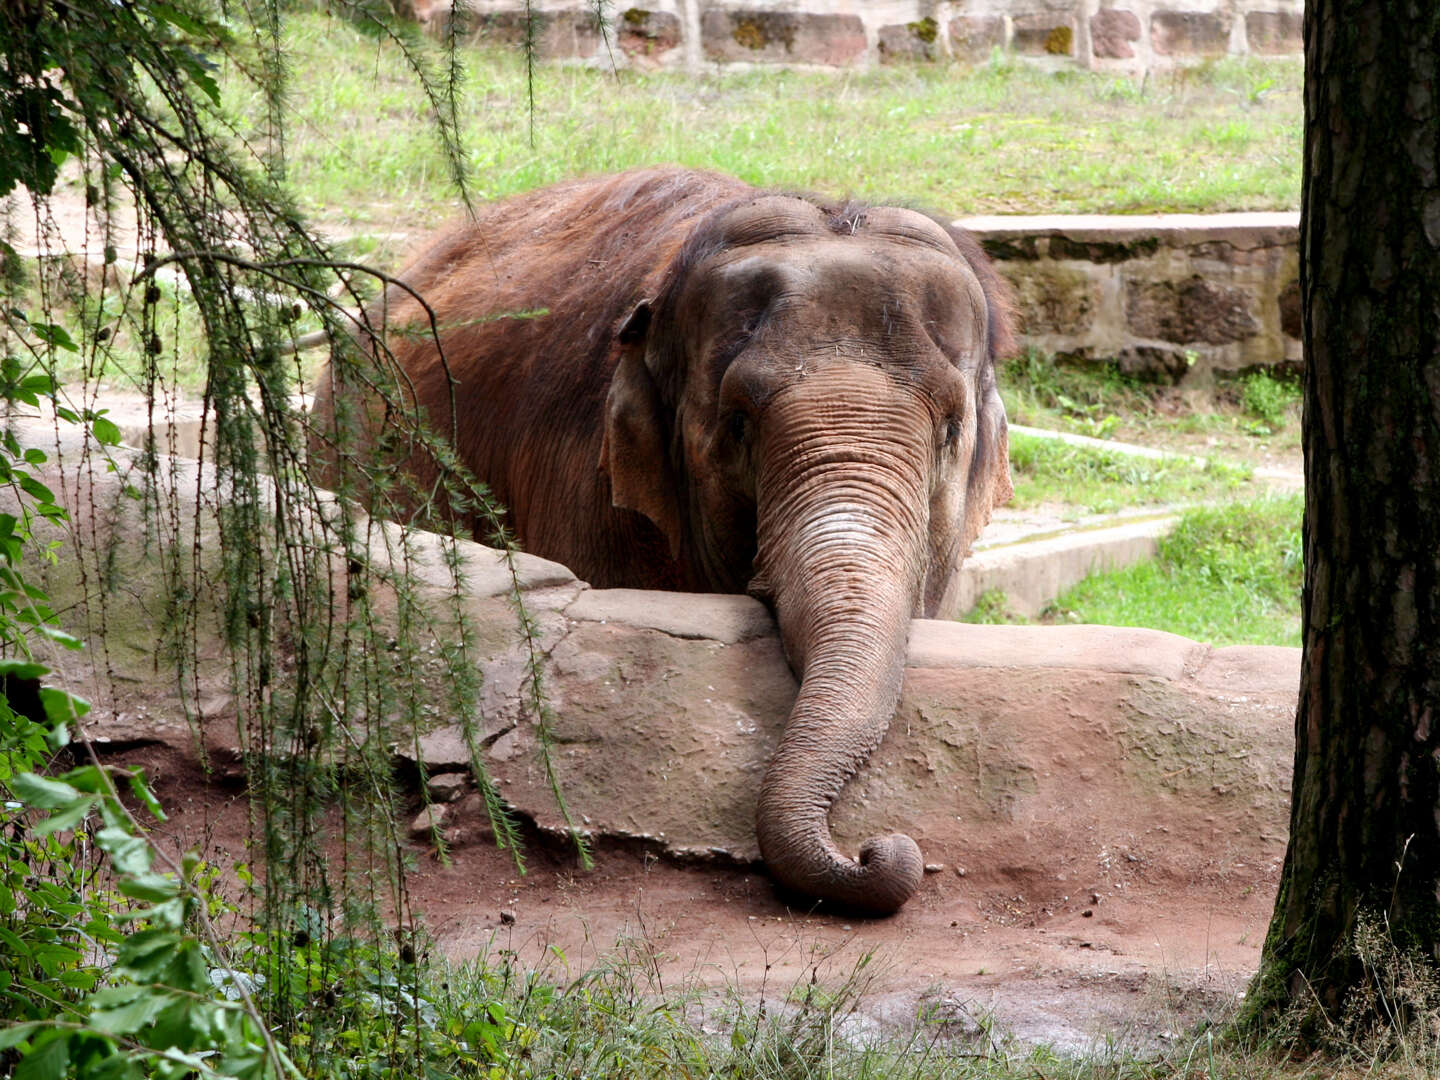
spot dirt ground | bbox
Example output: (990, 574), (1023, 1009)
(104, 715), (1282, 1055)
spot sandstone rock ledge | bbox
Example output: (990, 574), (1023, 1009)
(16, 442), (1298, 910)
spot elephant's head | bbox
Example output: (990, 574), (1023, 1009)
(601, 195), (1014, 914)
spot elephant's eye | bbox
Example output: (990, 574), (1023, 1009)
(942, 417), (961, 450)
(727, 410), (751, 445)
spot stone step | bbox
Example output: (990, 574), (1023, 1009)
(965, 424), (1302, 616)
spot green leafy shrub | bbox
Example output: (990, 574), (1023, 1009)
(1239, 370), (1301, 431)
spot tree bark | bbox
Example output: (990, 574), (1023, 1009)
(1247, 1), (1440, 1040)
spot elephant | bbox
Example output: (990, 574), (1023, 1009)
(308, 167), (1015, 914)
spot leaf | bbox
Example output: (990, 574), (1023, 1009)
(127, 769), (166, 821)
(36, 626), (83, 650)
(20, 374), (55, 395)
(13, 1030), (69, 1080)
(31, 794), (97, 835)
(89, 415), (122, 447)
(62, 764), (109, 793)
(0, 1022), (43, 1051)
(0, 659), (49, 680)
(116, 929), (181, 978)
(28, 323), (77, 354)
(40, 687), (90, 723)
(148, 1), (210, 36)
(118, 872), (179, 902)
(95, 826), (151, 875)
(17, 472), (56, 505)
(7, 772), (81, 808)
(178, 49), (223, 107)
(89, 988), (176, 1035)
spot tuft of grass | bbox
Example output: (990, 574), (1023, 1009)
(963, 588), (1028, 626)
(1008, 432), (1256, 514)
(1002, 348), (1156, 440)
(1238, 370), (1301, 433)
(1045, 495), (1303, 646)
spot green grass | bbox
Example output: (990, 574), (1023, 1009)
(971, 496), (1304, 647)
(1008, 431), (1256, 514)
(1002, 349), (1304, 462)
(226, 14), (1300, 235)
(1239, 369), (1303, 433)
(350, 936), (1289, 1080)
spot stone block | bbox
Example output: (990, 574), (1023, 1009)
(980, 234), (1042, 261)
(1246, 11), (1302, 55)
(949, 14), (1005, 62)
(454, 10), (606, 60)
(618, 8), (682, 61)
(701, 10), (866, 66)
(1090, 9), (1142, 60)
(1151, 11), (1231, 57)
(1126, 275), (1259, 345)
(879, 18), (941, 63)
(1001, 263), (1099, 337)
(1115, 343), (1196, 383)
(1013, 13), (1076, 56)
(1049, 233), (1159, 264)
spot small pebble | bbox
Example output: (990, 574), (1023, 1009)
(924, 863), (944, 874)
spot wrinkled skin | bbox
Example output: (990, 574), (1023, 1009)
(310, 169), (1013, 914)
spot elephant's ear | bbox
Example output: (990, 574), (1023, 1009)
(601, 302), (684, 557)
(966, 381), (1013, 541)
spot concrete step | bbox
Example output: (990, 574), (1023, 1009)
(963, 424), (1301, 617)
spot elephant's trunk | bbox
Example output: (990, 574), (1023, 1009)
(752, 371), (932, 914)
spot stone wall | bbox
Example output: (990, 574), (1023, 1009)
(23, 436), (1297, 890)
(420, 0), (1303, 74)
(961, 211), (1300, 381)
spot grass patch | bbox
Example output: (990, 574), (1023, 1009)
(1008, 430), (1255, 514)
(285, 934), (1267, 1080)
(1002, 349), (1304, 462)
(219, 14), (1300, 235)
(999, 496), (1303, 646)
(1239, 369), (1303, 434)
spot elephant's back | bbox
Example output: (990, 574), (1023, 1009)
(308, 168), (755, 577)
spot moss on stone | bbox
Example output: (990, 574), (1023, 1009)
(732, 18), (766, 50)
(1045, 25), (1074, 55)
(907, 16), (938, 44)
(730, 13), (796, 52)
(622, 7), (647, 26)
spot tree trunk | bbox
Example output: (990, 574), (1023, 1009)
(1246, 1), (1440, 1041)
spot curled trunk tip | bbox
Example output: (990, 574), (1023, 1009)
(756, 801), (925, 915)
(855, 832), (925, 913)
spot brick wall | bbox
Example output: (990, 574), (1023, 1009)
(422, 1), (1303, 73)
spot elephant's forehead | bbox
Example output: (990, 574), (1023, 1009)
(712, 197), (959, 256)
(708, 239), (967, 293)
(710, 195), (829, 247)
